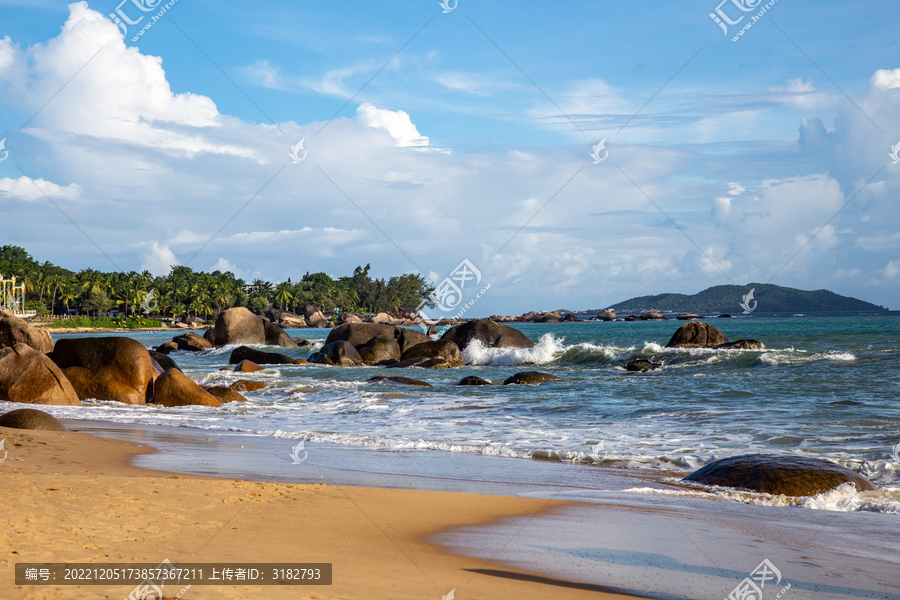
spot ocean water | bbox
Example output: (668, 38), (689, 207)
(8, 312), (900, 513)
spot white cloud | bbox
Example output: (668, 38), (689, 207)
(870, 68), (900, 90)
(0, 176), (82, 201)
(140, 242), (178, 276)
(355, 102), (429, 147)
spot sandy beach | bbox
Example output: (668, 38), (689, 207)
(1, 423), (645, 600)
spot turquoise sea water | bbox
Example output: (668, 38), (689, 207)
(6, 312), (899, 511)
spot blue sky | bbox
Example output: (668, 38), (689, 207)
(0, 0), (898, 314)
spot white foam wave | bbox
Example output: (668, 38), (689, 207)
(463, 333), (567, 366)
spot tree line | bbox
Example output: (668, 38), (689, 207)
(0, 246), (435, 319)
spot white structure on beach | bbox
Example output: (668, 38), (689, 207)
(0, 273), (34, 317)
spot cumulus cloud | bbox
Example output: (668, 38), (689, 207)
(0, 176), (82, 201)
(355, 102), (429, 147)
(140, 242), (178, 276)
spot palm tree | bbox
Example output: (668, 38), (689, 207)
(274, 282), (293, 310)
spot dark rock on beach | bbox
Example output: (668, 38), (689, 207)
(356, 335), (402, 365)
(713, 339), (766, 350)
(503, 371), (564, 385)
(148, 351), (180, 372)
(0, 408), (68, 431)
(441, 319), (534, 351)
(313, 340), (362, 366)
(625, 359), (660, 372)
(665, 321), (728, 348)
(173, 331), (212, 352)
(0, 311), (54, 354)
(458, 376), (492, 385)
(400, 340), (463, 367)
(367, 375), (432, 387)
(0, 343), (81, 405)
(682, 454), (876, 496)
(326, 323), (430, 354)
(228, 346), (296, 365)
(52, 337), (155, 405)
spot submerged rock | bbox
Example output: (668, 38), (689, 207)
(386, 357), (451, 369)
(625, 359), (660, 372)
(682, 454), (876, 496)
(367, 375), (432, 387)
(0, 408), (68, 431)
(503, 371), (564, 385)
(713, 339), (766, 350)
(458, 376), (492, 385)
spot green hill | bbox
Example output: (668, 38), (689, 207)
(607, 284), (888, 314)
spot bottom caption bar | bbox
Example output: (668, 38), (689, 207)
(16, 562), (332, 586)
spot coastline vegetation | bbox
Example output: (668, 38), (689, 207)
(0, 246), (434, 324)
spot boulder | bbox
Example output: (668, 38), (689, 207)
(677, 314), (700, 321)
(503, 371), (564, 385)
(441, 319), (534, 351)
(562, 313), (578, 322)
(148, 351), (181, 373)
(174, 332), (213, 352)
(0, 408), (68, 431)
(0, 344), (81, 406)
(386, 357), (451, 369)
(300, 304), (330, 328)
(713, 339), (766, 350)
(0, 311), (54, 353)
(625, 315), (641, 321)
(356, 335), (402, 365)
(203, 328), (216, 344)
(368, 312), (392, 324)
(269, 310), (305, 329)
(154, 369), (221, 407)
(293, 358), (309, 365)
(293, 338), (314, 347)
(326, 323), (431, 354)
(665, 321), (729, 348)
(458, 376), (492, 385)
(337, 313), (363, 325)
(367, 376), (432, 387)
(640, 312), (667, 320)
(534, 313), (561, 323)
(315, 340), (362, 366)
(51, 337), (155, 405)
(229, 346), (296, 365)
(596, 309), (616, 321)
(264, 320), (298, 348)
(682, 454), (876, 496)
(202, 386), (247, 403)
(625, 359), (660, 372)
(400, 340), (464, 367)
(231, 380), (266, 392)
(155, 341), (178, 354)
(234, 360), (264, 373)
(213, 307), (266, 346)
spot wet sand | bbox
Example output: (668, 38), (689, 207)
(0, 422), (644, 600)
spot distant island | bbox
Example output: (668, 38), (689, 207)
(603, 284), (888, 314)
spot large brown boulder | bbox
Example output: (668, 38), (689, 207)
(640, 312), (667, 320)
(155, 341), (178, 354)
(368, 312), (392, 324)
(503, 371), (564, 385)
(234, 360), (264, 373)
(596, 309), (616, 321)
(228, 346), (296, 365)
(299, 304), (330, 328)
(154, 369), (221, 407)
(212, 307), (296, 348)
(337, 313), (363, 325)
(51, 337), (154, 405)
(325, 323), (431, 354)
(0, 408), (68, 431)
(213, 307), (266, 346)
(401, 340), (463, 367)
(0, 311), (53, 353)
(682, 454), (876, 496)
(148, 351), (180, 372)
(0, 344), (81, 405)
(441, 319), (534, 351)
(356, 335), (401, 365)
(665, 321), (728, 348)
(173, 332), (213, 352)
(310, 341), (362, 366)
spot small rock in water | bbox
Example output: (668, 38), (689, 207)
(458, 376), (492, 385)
(713, 339), (765, 350)
(367, 376), (432, 387)
(625, 359), (660, 372)
(503, 371), (564, 385)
